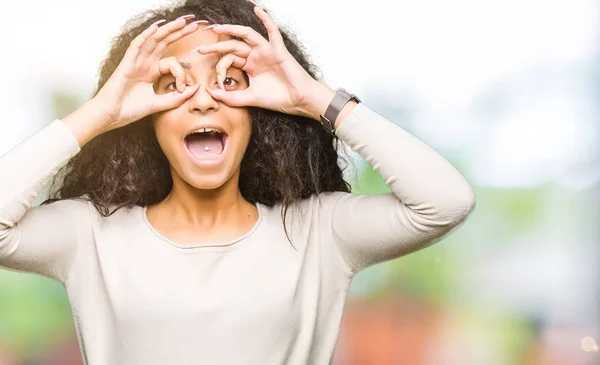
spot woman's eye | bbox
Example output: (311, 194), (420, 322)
(166, 81), (176, 90)
(223, 77), (238, 87)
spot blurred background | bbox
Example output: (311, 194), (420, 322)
(0, 0), (598, 364)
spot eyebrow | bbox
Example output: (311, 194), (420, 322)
(179, 58), (219, 71)
(156, 58), (222, 85)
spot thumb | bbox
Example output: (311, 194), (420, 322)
(208, 88), (255, 107)
(152, 84), (200, 112)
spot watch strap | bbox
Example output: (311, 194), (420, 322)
(319, 88), (360, 133)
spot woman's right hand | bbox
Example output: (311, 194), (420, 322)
(92, 16), (203, 131)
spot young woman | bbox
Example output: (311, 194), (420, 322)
(0, 0), (475, 363)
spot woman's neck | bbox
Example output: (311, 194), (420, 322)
(155, 170), (257, 231)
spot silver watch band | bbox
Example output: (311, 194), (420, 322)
(319, 88), (361, 133)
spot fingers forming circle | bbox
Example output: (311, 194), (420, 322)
(215, 53), (248, 88)
(157, 56), (187, 92)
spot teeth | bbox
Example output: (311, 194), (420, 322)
(191, 127), (221, 135)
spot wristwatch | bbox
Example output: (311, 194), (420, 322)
(319, 88), (361, 134)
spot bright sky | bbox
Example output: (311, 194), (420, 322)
(1, 0), (598, 188)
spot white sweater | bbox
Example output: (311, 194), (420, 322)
(0, 103), (475, 365)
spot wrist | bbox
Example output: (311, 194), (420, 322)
(62, 99), (114, 147)
(299, 81), (336, 121)
(300, 81), (359, 131)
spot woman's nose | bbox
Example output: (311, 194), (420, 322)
(187, 84), (219, 113)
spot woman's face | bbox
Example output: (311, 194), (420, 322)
(152, 27), (251, 191)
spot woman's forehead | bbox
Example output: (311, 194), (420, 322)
(161, 28), (229, 58)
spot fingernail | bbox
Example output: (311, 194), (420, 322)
(202, 24), (219, 31)
(177, 14), (196, 21)
(151, 19), (167, 27)
(184, 84), (199, 93)
(190, 20), (209, 25)
(208, 88), (223, 98)
(248, 0), (260, 7)
(188, 45), (203, 54)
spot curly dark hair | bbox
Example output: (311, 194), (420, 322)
(43, 0), (351, 230)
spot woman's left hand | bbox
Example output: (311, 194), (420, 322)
(190, 5), (331, 119)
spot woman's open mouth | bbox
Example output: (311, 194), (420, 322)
(183, 127), (229, 165)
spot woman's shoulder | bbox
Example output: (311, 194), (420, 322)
(42, 195), (141, 224)
(29, 197), (94, 234)
(39, 196), (91, 212)
(263, 191), (352, 220)
(307, 191), (353, 211)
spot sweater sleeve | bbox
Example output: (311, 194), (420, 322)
(0, 120), (90, 283)
(322, 103), (476, 275)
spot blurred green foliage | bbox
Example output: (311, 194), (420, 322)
(0, 271), (73, 357)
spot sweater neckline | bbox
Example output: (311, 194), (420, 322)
(141, 202), (263, 252)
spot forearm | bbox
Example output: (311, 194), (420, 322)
(0, 99), (110, 216)
(0, 103), (98, 279)
(322, 103), (475, 273)
(62, 98), (114, 147)
(339, 103), (475, 218)
(302, 80), (474, 210)
(0, 100), (106, 228)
